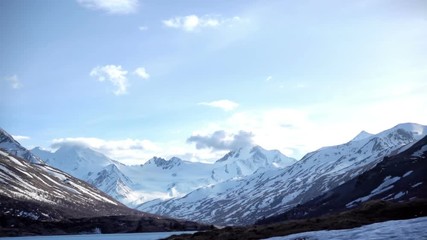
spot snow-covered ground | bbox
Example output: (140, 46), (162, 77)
(266, 216), (427, 240)
(0, 231), (195, 240)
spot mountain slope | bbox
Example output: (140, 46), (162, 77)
(0, 149), (135, 221)
(140, 123), (427, 225)
(258, 134), (427, 224)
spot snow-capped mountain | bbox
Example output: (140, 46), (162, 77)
(32, 144), (295, 207)
(212, 146), (296, 182)
(88, 163), (136, 203)
(0, 128), (43, 164)
(0, 149), (135, 221)
(259, 134), (427, 224)
(0, 144), (208, 237)
(139, 123), (427, 225)
(31, 145), (116, 180)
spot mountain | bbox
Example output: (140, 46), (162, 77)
(212, 146), (296, 182)
(31, 145), (116, 180)
(32, 144), (295, 207)
(258, 134), (427, 224)
(139, 123), (427, 225)
(0, 128), (43, 164)
(0, 149), (133, 221)
(0, 141), (207, 236)
(87, 163), (137, 203)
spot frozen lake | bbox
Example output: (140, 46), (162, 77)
(0, 231), (195, 240)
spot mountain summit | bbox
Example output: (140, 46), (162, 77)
(350, 130), (374, 142)
(32, 144), (116, 181)
(0, 128), (43, 164)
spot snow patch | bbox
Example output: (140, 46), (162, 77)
(346, 176), (401, 208)
(266, 216), (427, 240)
(412, 145), (427, 157)
(402, 170), (413, 178)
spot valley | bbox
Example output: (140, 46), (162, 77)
(1, 123), (426, 238)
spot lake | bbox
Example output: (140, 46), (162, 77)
(0, 231), (195, 240)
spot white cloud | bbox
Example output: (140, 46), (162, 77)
(163, 15), (241, 32)
(76, 0), (139, 15)
(199, 99), (239, 111)
(187, 130), (254, 151)
(12, 135), (30, 141)
(90, 65), (128, 95)
(134, 67), (150, 80)
(4, 75), (22, 89)
(265, 76), (273, 82)
(51, 137), (161, 165)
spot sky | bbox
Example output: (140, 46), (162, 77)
(1, 0), (427, 165)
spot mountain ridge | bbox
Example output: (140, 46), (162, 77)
(30, 142), (295, 207)
(140, 123), (427, 225)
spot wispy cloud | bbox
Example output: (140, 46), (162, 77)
(76, 0), (139, 15)
(138, 26), (148, 31)
(90, 65), (129, 95)
(265, 76), (273, 82)
(187, 130), (254, 151)
(198, 99), (239, 111)
(163, 15), (241, 32)
(134, 67), (150, 80)
(90, 65), (150, 95)
(12, 135), (30, 141)
(4, 75), (23, 89)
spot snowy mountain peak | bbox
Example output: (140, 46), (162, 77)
(210, 145), (297, 182)
(0, 128), (43, 164)
(392, 122), (426, 134)
(351, 130), (374, 142)
(372, 123), (427, 149)
(216, 145), (294, 166)
(349, 123), (426, 143)
(145, 156), (184, 169)
(0, 128), (18, 144)
(216, 145), (268, 163)
(32, 144), (115, 180)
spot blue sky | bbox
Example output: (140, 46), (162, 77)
(1, 0), (427, 164)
